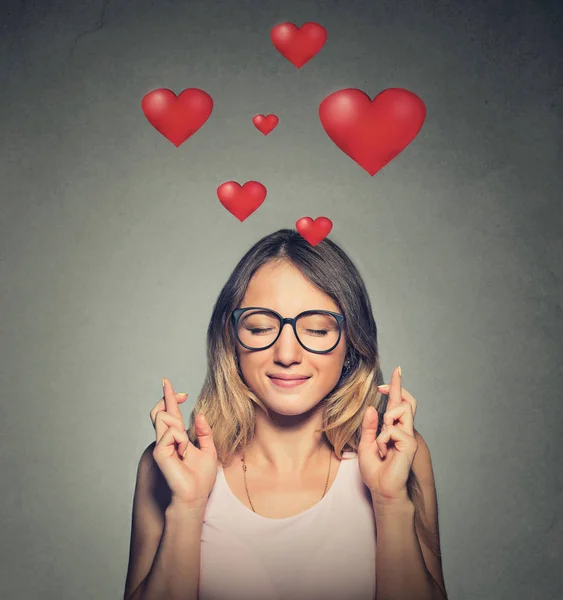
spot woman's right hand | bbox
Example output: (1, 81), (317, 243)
(151, 378), (218, 510)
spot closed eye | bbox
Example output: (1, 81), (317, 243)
(248, 327), (275, 334)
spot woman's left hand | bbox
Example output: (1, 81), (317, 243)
(358, 366), (419, 506)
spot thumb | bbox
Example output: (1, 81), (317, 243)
(194, 413), (216, 454)
(359, 406), (379, 447)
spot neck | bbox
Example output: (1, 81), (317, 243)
(244, 405), (332, 476)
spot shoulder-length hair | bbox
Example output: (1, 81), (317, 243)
(187, 228), (438, 555)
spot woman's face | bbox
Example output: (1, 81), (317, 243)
(235, 261), (347, 416)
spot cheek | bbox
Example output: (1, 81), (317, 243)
(239, 355), (265, 380)
(315, 356), (345, 379)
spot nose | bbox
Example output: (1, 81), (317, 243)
(272, 322), (303, 365)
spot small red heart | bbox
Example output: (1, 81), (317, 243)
(142, 88), (213, 147)
(253, 114), (279, 135)
(270, 22), (327, 68)
(217, 181), (267, 222)
(319, 88), (426, 176)
(295, 217), (333, 246)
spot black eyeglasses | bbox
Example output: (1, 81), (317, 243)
(231, 307), (345, 354)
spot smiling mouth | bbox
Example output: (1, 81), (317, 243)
(267, 376), (311, 388)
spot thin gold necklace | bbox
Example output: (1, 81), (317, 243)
(241, 447), (332, 514)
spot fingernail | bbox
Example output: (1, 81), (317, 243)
(183, 446), (188, 458)
(397, 366), (402, 378)
(377, 384), (389, 389)
(178, 392), (187, 396)
(162, 378), (166, 388)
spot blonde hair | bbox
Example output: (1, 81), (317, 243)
(187, 229), (439, 556)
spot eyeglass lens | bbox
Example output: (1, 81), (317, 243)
(236, 310), (340, 352)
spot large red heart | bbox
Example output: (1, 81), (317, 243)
(217, 181), (267, 222)
(295, 217), (333, 246)
(142, 88), (213, 147)
(319, 88), (426, 176)
(253, 114), (279, 135)
(270, 22), (327, 68)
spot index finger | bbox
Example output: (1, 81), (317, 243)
(162, 377), (182, 419)
(150, 391), (187, 427)
(376, 384), (417, 419)
(387, 366), (403, 411)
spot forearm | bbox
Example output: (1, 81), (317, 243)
(373, 497), (446, 600)
(136, 503), (204, 600)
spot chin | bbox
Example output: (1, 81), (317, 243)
(265, 401), (321, 418)
(258, 389), (325, 417)
(270, 406), (310, 417)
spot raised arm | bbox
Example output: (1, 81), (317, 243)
(123, 379), (218, 600)
(124, 444), (206, 600)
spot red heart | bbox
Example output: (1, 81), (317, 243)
(217, 181), (267, 222)
(319, 88), (426, 176)
(270, 22), (327, 68)
(295, 217), (333, 246)
(142, 88), (213, 147)
(253, 114), (279, 135)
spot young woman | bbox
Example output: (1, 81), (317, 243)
(124, 229), (448, 600)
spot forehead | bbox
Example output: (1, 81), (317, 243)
(241, 261), (340, 315)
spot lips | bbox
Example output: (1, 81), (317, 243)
(267, 375), (310, 381)
(268, 375), (310, 389)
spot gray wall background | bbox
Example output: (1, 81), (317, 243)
(1, 0), (562, 598)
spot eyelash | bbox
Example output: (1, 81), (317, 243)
(248, 327), (329, 336)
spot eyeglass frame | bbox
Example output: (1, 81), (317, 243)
(231, 307), (346, 355)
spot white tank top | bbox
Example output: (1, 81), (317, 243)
(199, 451), (376, 600)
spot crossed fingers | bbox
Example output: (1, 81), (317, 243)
(149, 378), (188, 444)
(377, 380), (417, 421)
(376, 367), (416, 456)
